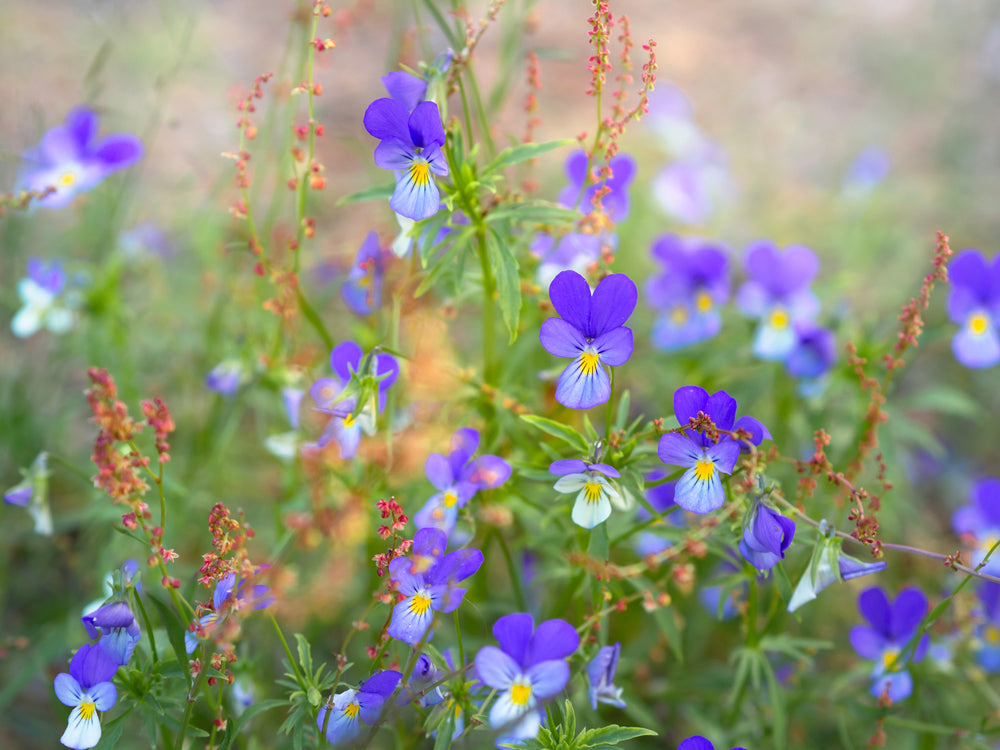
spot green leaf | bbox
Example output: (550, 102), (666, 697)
(485, 200), (581, 226)
(218, 699), (289, 750)
(520, 415), (589, 453)
(482, 139), (576, 175)
(901, 384), (979, 418)
(579, 724), (658, 747)
(420, 0), (461, 48)
(588, 523), (609, 561)
(615, 390), (631, 431)
(762, 656), (788, 750)
(486, 228), (522, 342)
(334, 182), (394, 207)
(146, 593), (189, 682)
(294, 633), (313, 677)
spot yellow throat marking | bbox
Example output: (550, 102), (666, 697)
(696, 291), (713, 313)
(410, 160), (431, 186)
(59, 172), (77, 187)
(583, 481), (603, 502)
(970, 313), (990, 336)
(881, 648), (900, 671)
(79, 700), (96, 720)
(579, 350), (601, 375)
(344, 701), (360, 719)
(670, 305), (689, 325)
(410, 592), (432, 615)
(985, 625), (1000, 645)
(444, 492), (458, 507)
(694, 458), (715, 482)
(510, 682), (532, 706)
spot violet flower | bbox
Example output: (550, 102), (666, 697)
(586, 642), (626, 709)
(647, 234), (730, 350)
(842, 145), (890, 194)
(20, 107), (142, 209)
(652, 146), (731, 226)
(363, 98), (448, 220)
(387, 527), (483, 645)
(395, 653), (446, 707)
(736, 241), (820, 360)
(3, 452), (53, 535)
(205, 360), (247, 397)
(11, 258), (74, 338)
(549, 458), (625, 529)
(54, 644), (119, 750)
(532, 230), (609, 289)
(540, 270), (637, 410)
(81, 601), (140, 666)
(738, 502), (795, 574)
(952, 477), (1000, 575)
(974, 582), (1000, 672)
(414, 427), (511, 535)
(474, 613), (579, 746)
(342, 231), (387, 316)
(679, 737), (748, 750)
(785, 321), (837, 380)
(316, 670), (401, 746)
(557, 149), (637, 222)
(185, 573), (274, 654)
(850, 586), (929, 702)
(946, 249), (1000, 368)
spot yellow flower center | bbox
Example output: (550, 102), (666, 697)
(409, 592), (432, 615)
(579, 350), (601, 375)
(59, 172), (77, 187)
(510, 682), (532, 706)
(970, 313), (990, 336)
(444, 492), (458, 507)
(769, 308), (789, 329)
(670, 305), (689, 325)
(694, 458), (715, 482)
(881, 648), (900, 670)
(583, 481), (603, 502)
(695, 291), (713, 314)
(982, 536), (1000, 554)
(409, 160), (431, 186)
(986, 626), (1000, 645)
(343, 413), (355, 427)
(79, 700), (96, 720)
(344, 701), (360, 719)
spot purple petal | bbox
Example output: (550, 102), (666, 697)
(407, 101), (445, 149)
(589, 274), (638, 337)
(475, 645), (520, 689)
(38, 122), (84, 164)
(733, 415), (771, 446)
(330, 341), (363, 382)
(857, 587), (891, 634)
(592, 326), (633, 367)
(93, 134), (143, 171)
(525, 618), (579, 666)
(81, 602), (134, 637)
(678, 737), (715, 750)
(849, 625), (886, 660)
(548, 270), (592, 333)
(214, 574), (237, 610)
(425, 453), (456, 490)
(4, 485), (32, 506)
(550, 459), (588, 476)
(839, 555), (887, 581)
(388, 597), (433, 644)
(588, 463), (620, 478)
(953, 322), (1000, 368)
(657, 433), (701, 468)
(390, 163), (441, 221)
(705, 440), (740, 475)
(412, 527), (448, 559)
(382, 70), (428, 111)
(674, 464), (725, 513)
(465, 455), (511, 489)
(525, 659), (571, 698)
(704, 390), (737, 431)
(673, 385), (709, 425)
(374, 353), (399, 409)
(540, 317), (587, 358)
(449, 428), (480, 472)
(426, 548), (484, 586)
(889, 588), (928, 641)
(871, 669), (912, 702)
(555, 357), (611, 409)
(949, 250), (991, 307)
(361, 669), (401, 699)
(364, 98), (410, 142)
(493, 613), (534, 665)
(564, 149), (589, 191)
(975, 480), (1000, 526)
(374, 138), (416, 170)
(70, 643), (119, 688)
(54, 673), (83, 707)
(388, 556), (425, 596)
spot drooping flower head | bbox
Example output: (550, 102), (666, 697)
(946, 250), (1000, 368)
(395, 653), (446, 707)
(310, 341), (399, 459)
(974, 582), (1000, 672)
(20, 107), (143, 209)
(736, 241), (820, 360)
(738, 500), (795, 575)
(540, 270), (637, 410)
(363, 98), (449, 221)
(185, 573), (274, 654)
(54, 644), (119, 750)
(586, 642), (626, 710)
(414, 428), (511, 535)
(387, 527), (483, 645)
(342, 231), (387, 316)
(952, 478), (1000, 575)
(3, 451), (53, 535)
(787, 528), (887, 612)
(11, 258), (75, 338)
(316, 670), (401, 746)
(647, 234), (730, 350)
(81, 601), (141, 666)
(850, 587), (929, 702)
(549, 458), (625, 529)
(474, 613), (579, 746)
(558, 149), (637, 222)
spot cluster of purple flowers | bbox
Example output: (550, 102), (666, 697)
(342, 231), (389, 316)
(184, 572), (274, 654)
(946, 249), (1000, 368)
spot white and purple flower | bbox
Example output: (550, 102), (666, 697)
(316, 670), (400, 746)
(549, 458), (625, 529)
(946, 249), (1000, 369)
(850, 586), (929, 702)
(54, 644), (119, 750)
(11, 258), (75, 338)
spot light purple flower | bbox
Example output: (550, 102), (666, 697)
(81, 601), (140, 666)
(842, 145), (890, 193)
(785, 322), (837, 380)
(474, 613), (579, 746)
(316, 670), (400, 745)
(678, 737), (748, 750)
(205, 360), (246, 397)
(738, 502), (795, 574)
(557, 149), (637, 221)
(3, 452), (52, 535)
(850, 587), (929, 702)
(946, 249), (1000, 369)
(54, 644), (119, 749)
(652, 146), (731, 226)
(952, 478), (1000, 575)
(12, 258), (74, 338)
(974, 582), (1000, 672)
(549, 458), (624, 529)
(540, 270), (637, 410)
(20, 107), (142, 209)
(342, 231), (386, 316)
(586, 642), (626, 709)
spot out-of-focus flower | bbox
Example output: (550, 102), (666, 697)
(699, 560), (746, 621)
(396, 653), (446, 707)
(205, 360), (248, 397)
(20, 107), (143, 209)
(316, 670), (400, 746)
(842, 145), (891, 194)
(54, 644), (119, 750)
(11, 258), (74, 338)
(81, 601), (140, 666)
(850, 586), (929, 702)
(678, 736), (748, 750)
(738, 501), (795, 574)
(342, 231), (387, 316)
(3, 452), (53, 535)
(363, 98), (448, 220)
(532, 230), (609, 290)
(587, 642), (626, 710)
(558, 150), (637, 221)
(652, 149), (731, 226)
(736, 241), (821, 360)
(952, 478), (1000, 575)
(787, 529), (887, 612)
(474, 613), (579, 746)
(118, 223), (176, 259)
(185, 573), (274, 654)
(310, 341), (399, 459)
(549, 458), (625, 529)
(946, 250), (1000, 369)
(974, 582), (1000, 672)
(414, 427), (511, 535)
(540, 270), (637, 410)
(785, 322), (837, 382)
(387, 527), (483, 645)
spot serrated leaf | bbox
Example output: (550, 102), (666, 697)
(482, 138), (575, 175)
(334, 182), (394, 207)
(520, 415), (589, 452)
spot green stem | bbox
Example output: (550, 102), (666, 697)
(493, 528), (525, 612)
(746, 572), (759, 648)
(453, 611), (466, 691)
(176, 643), (209, 750)
(476, 229), (496, 385)
(270, 614), (308, 693)
(132, 591), (159, 663)
(604, 367), (615, 448)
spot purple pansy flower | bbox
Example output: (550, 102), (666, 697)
(20, 107), (142, 209)
(54, 644), (119, 750)
(549, 458), (625, 529)
(647, 234), (730, 350)
(850, 587), (929, 702)
(310, 341), (399, 460)
(12, 258), (74, 338)
(342, 231), (387, 316)
(540, 270), (637, 410)
(738, 502), (795, 574)
(842, 145), (891, 194)
(395, 653), (446, 707)
(635, 474), (684, 556)
(316, 670), (401, 746)
(785, 321), (837, 380)
(678, 737), (748, 750)
(363, 98), (449, 221)
(652, 145), (731, 226)
(736, 241), (821, 360)
(975, 582), (1000, 672)
(557, 150), (637, 222)
(387, 527), (483, 645)
(185, 573), (274, 654)
(81, 601), (140, 666)
(946, 250), (1000, 369)
(414, 428), (511, 535)
(205, 360), (247, 397)
(586, 642), (626, 710)
(952, 478), (1000, 575)
(474, 613), (579, 746)
(3, 452), (53, 535)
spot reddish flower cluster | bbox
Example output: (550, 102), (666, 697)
(86, 368), (148, 505)
(141, 397), (175, 463)
(372, 497), (411, 576)
(198, 502), (257, 587)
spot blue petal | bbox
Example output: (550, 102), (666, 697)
(554, 358), (611, 409)
(390, 167), (441, 221)
(673, 465), (725, 513)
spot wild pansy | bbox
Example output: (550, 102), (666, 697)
(310, 341), (399, 459)
(395, 653), (446, 707)
(205, 360), (248, 397)
(20, 107), (143, 209)
(549, 458), (625, 529)
(785, 321), (837, 381)
(787, 527), (887, 612)
(3, 451), (53, 535)
(652, 146), (731, 226)
(81, 601), (140, 666)
(540, 270), (637, 410)
(946, 249), (1000, 368)
(586, 642), (626, 710)
(185, 572), (274, 654)
(974, 582), (1000, 672)
(54, 644), (119, 750)
(678, 737), (748, 750)
(738, 499), (795, 575)
(474, 613), (579, 746)
(850, 586), (929, 702)
(316, 670), (401, 746)
(657, 386), (768, 513)
(387, 527), (483, 645)
(736, 241), (820, 360)
(342, 231), (386, 316)
(952, 477), (1000, 575)
(11, 258), (74, 338)
(647, 234), (730, 350)
(558, 149), (637, 221)
(413, 427), (511, 535)
(363, 97), (448, 221)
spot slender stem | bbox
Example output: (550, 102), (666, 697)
(746, 573), (759, 648)
(476, 229), (496, 385)
(493, 529), (525, 612)
(270, 614), (308, 693)
(604, 366), (615, 448)
(453, 612), (466, 691)
(133, 591), (159, 663)
(176, 643), (209, 750)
